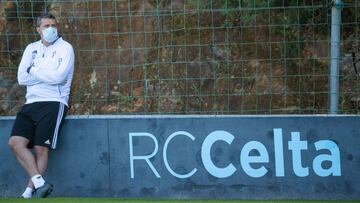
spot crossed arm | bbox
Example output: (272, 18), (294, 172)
(18, 44), (74, 86)
(18, 46), (41, 86)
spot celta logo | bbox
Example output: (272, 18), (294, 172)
(129, 128), (341, 179)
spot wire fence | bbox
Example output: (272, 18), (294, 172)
(0, 0), (359, 115)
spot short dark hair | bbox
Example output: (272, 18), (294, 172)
(36, 13), (56, 27)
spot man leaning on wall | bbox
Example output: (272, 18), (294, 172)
(8, 12), (74, 198)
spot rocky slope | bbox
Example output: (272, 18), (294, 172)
(0, 1), (358, 115)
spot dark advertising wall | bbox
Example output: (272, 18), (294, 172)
(0, 115), (359, 199)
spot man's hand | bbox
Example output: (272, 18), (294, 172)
(27, 63), (35, 73)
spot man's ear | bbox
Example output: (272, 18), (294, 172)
(36, 27), (41, 35)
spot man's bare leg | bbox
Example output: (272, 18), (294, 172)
(26, 146), (50, 192)
(8, 136), (40, 177)
(8, 136), (49, 197)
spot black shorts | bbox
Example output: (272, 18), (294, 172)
(10, 101), (68, 149)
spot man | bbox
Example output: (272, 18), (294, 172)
(8, 13), (74, 198)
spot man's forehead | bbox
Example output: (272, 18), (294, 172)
(40, 18), (56, 25)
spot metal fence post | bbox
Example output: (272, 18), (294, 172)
(330, 0), (343, 114)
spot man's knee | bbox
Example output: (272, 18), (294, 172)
(8, 137), (15, 150)
(8, 136), (28, 151)
(34, 146), (49, 158)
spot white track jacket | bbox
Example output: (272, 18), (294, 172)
(17, 37), (74, 106)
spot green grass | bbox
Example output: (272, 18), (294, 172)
(0, 199), (359, 203)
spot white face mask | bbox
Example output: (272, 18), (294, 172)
(42, 27), (58, 43)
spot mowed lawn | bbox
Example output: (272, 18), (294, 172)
(0, 199), (359, 203)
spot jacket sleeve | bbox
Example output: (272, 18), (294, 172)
(29, 45), (74, 85)
(17, 44), (42, 86)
